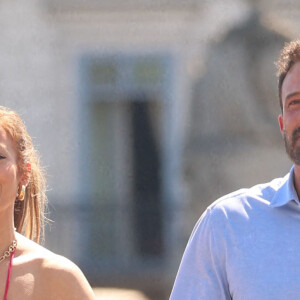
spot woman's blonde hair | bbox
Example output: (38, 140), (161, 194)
(0, 106), (46, 243)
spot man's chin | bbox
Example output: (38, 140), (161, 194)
(295, 138), (300, 146)
(291, 148), (300, 165)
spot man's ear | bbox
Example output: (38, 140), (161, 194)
(278, 114), (284, 135)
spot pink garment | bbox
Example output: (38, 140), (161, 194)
(3, 249), (15, 300)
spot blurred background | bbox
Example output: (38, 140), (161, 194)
(1, 0), (298, 299)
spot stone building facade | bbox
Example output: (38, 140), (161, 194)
(0, 0), (299, 299)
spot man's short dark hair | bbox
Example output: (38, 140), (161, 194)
(276, 40), (300, 111)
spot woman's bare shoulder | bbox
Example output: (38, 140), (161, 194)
(38, 255), (96, 300)
(15, 233), (96, 300)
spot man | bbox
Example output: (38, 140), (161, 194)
(170, 40), (300, 299)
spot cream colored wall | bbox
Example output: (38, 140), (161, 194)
(0, 0), (76, 201)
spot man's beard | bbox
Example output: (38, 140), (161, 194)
(284, 127), (300, 165)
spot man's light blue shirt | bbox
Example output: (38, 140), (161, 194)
(170, 167), (300, 300)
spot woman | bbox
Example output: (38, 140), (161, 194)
(0, 106), (95, 299)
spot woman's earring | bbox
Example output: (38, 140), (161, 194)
(17, 185), (26, 201)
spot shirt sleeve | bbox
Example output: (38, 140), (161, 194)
(170, 207), (231, 300)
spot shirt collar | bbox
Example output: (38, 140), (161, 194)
(269, 166), (300, 207)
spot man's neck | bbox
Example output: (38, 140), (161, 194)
(293, 165), (300, 198)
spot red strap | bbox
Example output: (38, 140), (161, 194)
(3, 249), (15, 300)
